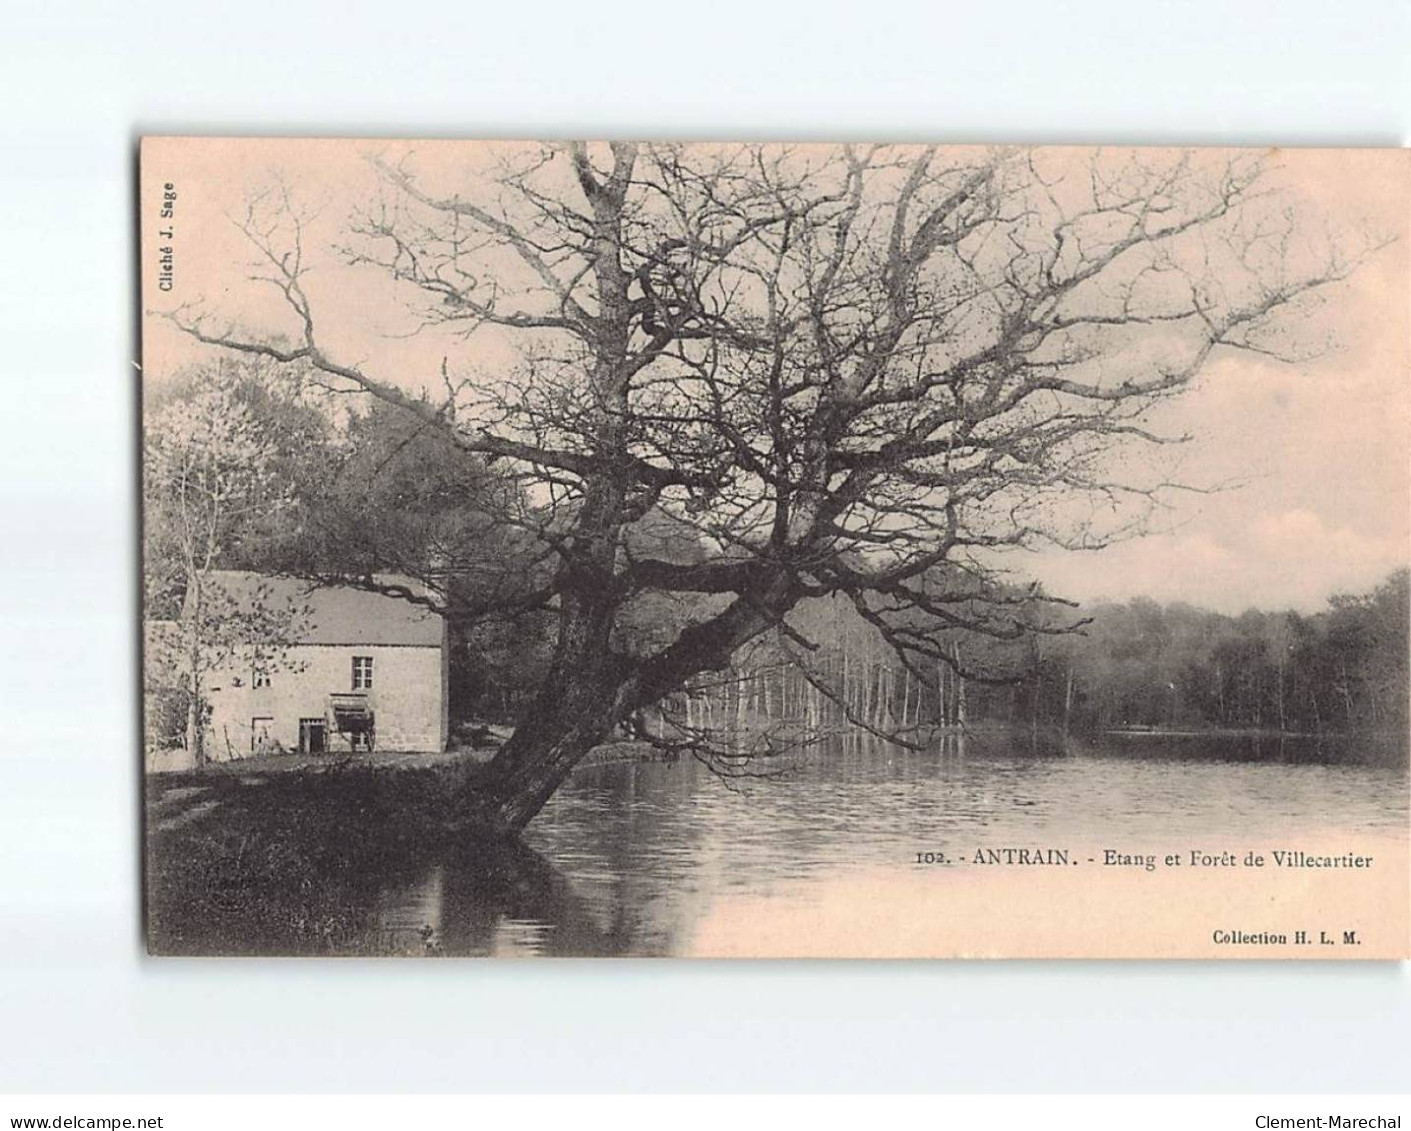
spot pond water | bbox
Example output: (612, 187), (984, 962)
(358, 731), (1409, 957)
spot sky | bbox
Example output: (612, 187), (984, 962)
(1022, 147), (1409, 613)
(141, 140), (1409, 616)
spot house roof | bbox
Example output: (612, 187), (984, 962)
(201, 571), (444, 647)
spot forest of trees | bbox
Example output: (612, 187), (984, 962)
(705, 573), (1410, 742)
(1036, 576), (1410, 735)
(143, 356), (557, 753)
(146, 356), (1408, 755)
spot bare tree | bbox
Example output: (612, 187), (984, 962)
(162, 143), (1374, 830)
(144, 372), (305, 765)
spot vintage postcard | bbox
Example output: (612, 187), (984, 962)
(139, 138), (1409, 958)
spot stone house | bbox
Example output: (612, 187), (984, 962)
(192, 571), (448, 760)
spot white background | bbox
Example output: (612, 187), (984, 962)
(4, 1096), (1410, 1129)
(0, 0), (1407, 1094)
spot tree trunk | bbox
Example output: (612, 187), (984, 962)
(184, 578), (206, 768)
(1029, 640), (1040, 743)
(471, 576), (630, 834)
(472, 579), (790, 836)
(953, 641), (967, 729)
(1062, 655), (1074, 737)
(185, 682), (205, 768)
(1337, 660), (1356, 727)
(477, 676), (624, 833)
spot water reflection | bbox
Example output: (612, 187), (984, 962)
(149, 730), (1409, 956)
(366, 840), (656, 956)
(395, 730), (1409, 956)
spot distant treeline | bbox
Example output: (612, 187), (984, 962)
(1022, 569), (1408, 734)
(686, 570), (1409, 738)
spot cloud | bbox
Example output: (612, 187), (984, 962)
(1250, 508), (1327, 549)
(1241, 508), (1407, 604)
(1028, 508), (1407, 613)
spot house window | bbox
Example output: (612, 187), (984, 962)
(352, 656), (374, 690)
(252, 666), (271, 688)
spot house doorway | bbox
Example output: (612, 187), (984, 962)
(299, 718), (327, 755)
(251, 717), (275, 755)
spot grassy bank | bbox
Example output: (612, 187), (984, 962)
(146, 758), (477, 954)
(144, 734), (685, 953)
